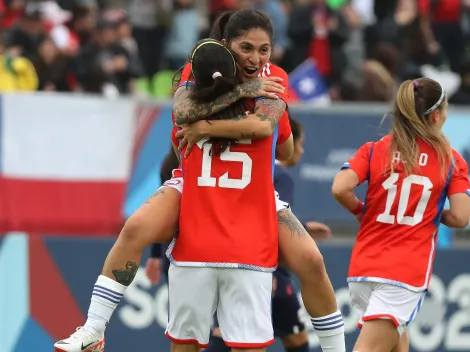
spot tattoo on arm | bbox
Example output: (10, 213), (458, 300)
(174, 87), (243, 124)
(145, 189), (165, 204)
(112, 261), (139, 286)
(277, 209), (309, 238)
(254, 99), (286, 131)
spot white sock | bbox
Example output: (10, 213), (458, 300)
(311, 310), (346, 352)
(84, 275), (126, 334)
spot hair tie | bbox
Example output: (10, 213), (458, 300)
(212, 72), (222, 80)
(412, 81), (419, 89)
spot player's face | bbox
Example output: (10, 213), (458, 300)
(226, 28), (272, 82)
(288, 132), (305, 167)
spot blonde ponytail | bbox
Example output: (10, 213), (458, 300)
(391, 79), (453, 178)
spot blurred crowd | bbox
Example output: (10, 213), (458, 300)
(0, 0), (469, 104)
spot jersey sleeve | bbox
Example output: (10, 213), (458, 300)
(341, 142), (374, 184)
(448, 152), (470, 197)
(277, 111), (292, 145)
(256, 64), (289, 103)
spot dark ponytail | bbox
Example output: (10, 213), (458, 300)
(210, 11), (234, 40)
(190, 76), (237, 103)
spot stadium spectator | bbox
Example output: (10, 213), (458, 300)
(5, 6), (45, 60)
(0, 38), (39, 91)
(129, 0), (171, 93)
(165, 0), (200, 70)
(418, 0), (468, 73)
(74, 18), (140, 94)
(449, 60), (470, 105)
(31, 36), (70, 91)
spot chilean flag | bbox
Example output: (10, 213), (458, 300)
(289, 58), (330, 105)
(0, 93), (136, 235)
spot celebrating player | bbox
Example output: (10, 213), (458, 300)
(54, 10), (345, 352)
(165, 37), (292, 352)
(205, 116), (332, 352)
(332, 78), (470, 352)
(174, 10), (345, 351)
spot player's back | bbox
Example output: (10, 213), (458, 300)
(348, 135), (457, 290)
(170, 134), (278, 271)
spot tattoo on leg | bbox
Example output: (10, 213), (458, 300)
(112, 261), (139, 286)
(145, 188), (164, 204)
(277, 209), (309, 238)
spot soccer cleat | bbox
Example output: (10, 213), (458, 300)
(54, 326), (105, 352)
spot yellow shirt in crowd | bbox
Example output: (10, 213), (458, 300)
(0, 56), (39, 92)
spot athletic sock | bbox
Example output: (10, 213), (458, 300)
(311, 310), (346, 352)
(84, 275), (126, 334)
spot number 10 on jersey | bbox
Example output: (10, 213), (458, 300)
(196, 139), (253, 190)
(377, 173), (433, 226)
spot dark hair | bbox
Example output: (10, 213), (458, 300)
(189, 39), (250, 154)
(289, 116), (304, 142)
(210, 9), (274, 44)
(190, 39), (237, 103)
(173, 9), (274, 89)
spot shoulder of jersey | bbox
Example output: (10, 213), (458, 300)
(375, 135), (392, 147)
(259, 63), (288, 80)
(451, 148), (468, 165)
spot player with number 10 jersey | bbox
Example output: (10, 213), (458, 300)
(344, 135), (468, 290)
(332, 77), (470, 352)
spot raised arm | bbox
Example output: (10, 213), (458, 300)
(173, 77), (285, 124)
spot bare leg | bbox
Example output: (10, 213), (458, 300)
(354, 320), (400, 352)
(277, 209), (345, 352)
(101, 187), (180, 282)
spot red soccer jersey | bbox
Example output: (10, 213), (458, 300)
(345, 135), (470, 291)
(168, 63), (291, 270)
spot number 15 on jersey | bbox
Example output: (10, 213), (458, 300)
(196, 139), (253, 190)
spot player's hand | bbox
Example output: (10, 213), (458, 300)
(237, 77), (284, 99)
(272, 276), (277, 294)
(355, 213), (363, 223)
(176, 121), (205, 158)
(305, 221), (332, 241)
(145, 258), (162, 285)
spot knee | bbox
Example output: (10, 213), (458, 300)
(118, 215), (147, 248)
(291, 248), (326, 281)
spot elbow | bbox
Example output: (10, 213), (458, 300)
(276, 148), (293, 161)
(331, 179), (349, 200)
(452, 214), (470, 228)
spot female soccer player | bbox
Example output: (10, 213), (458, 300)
(204, 116), (331, 352)
(332, 78), (470, 352)
(173, 11), (344, 351)
(54, 10), (344, 352)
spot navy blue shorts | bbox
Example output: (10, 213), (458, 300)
(272, 268), (305, 338)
